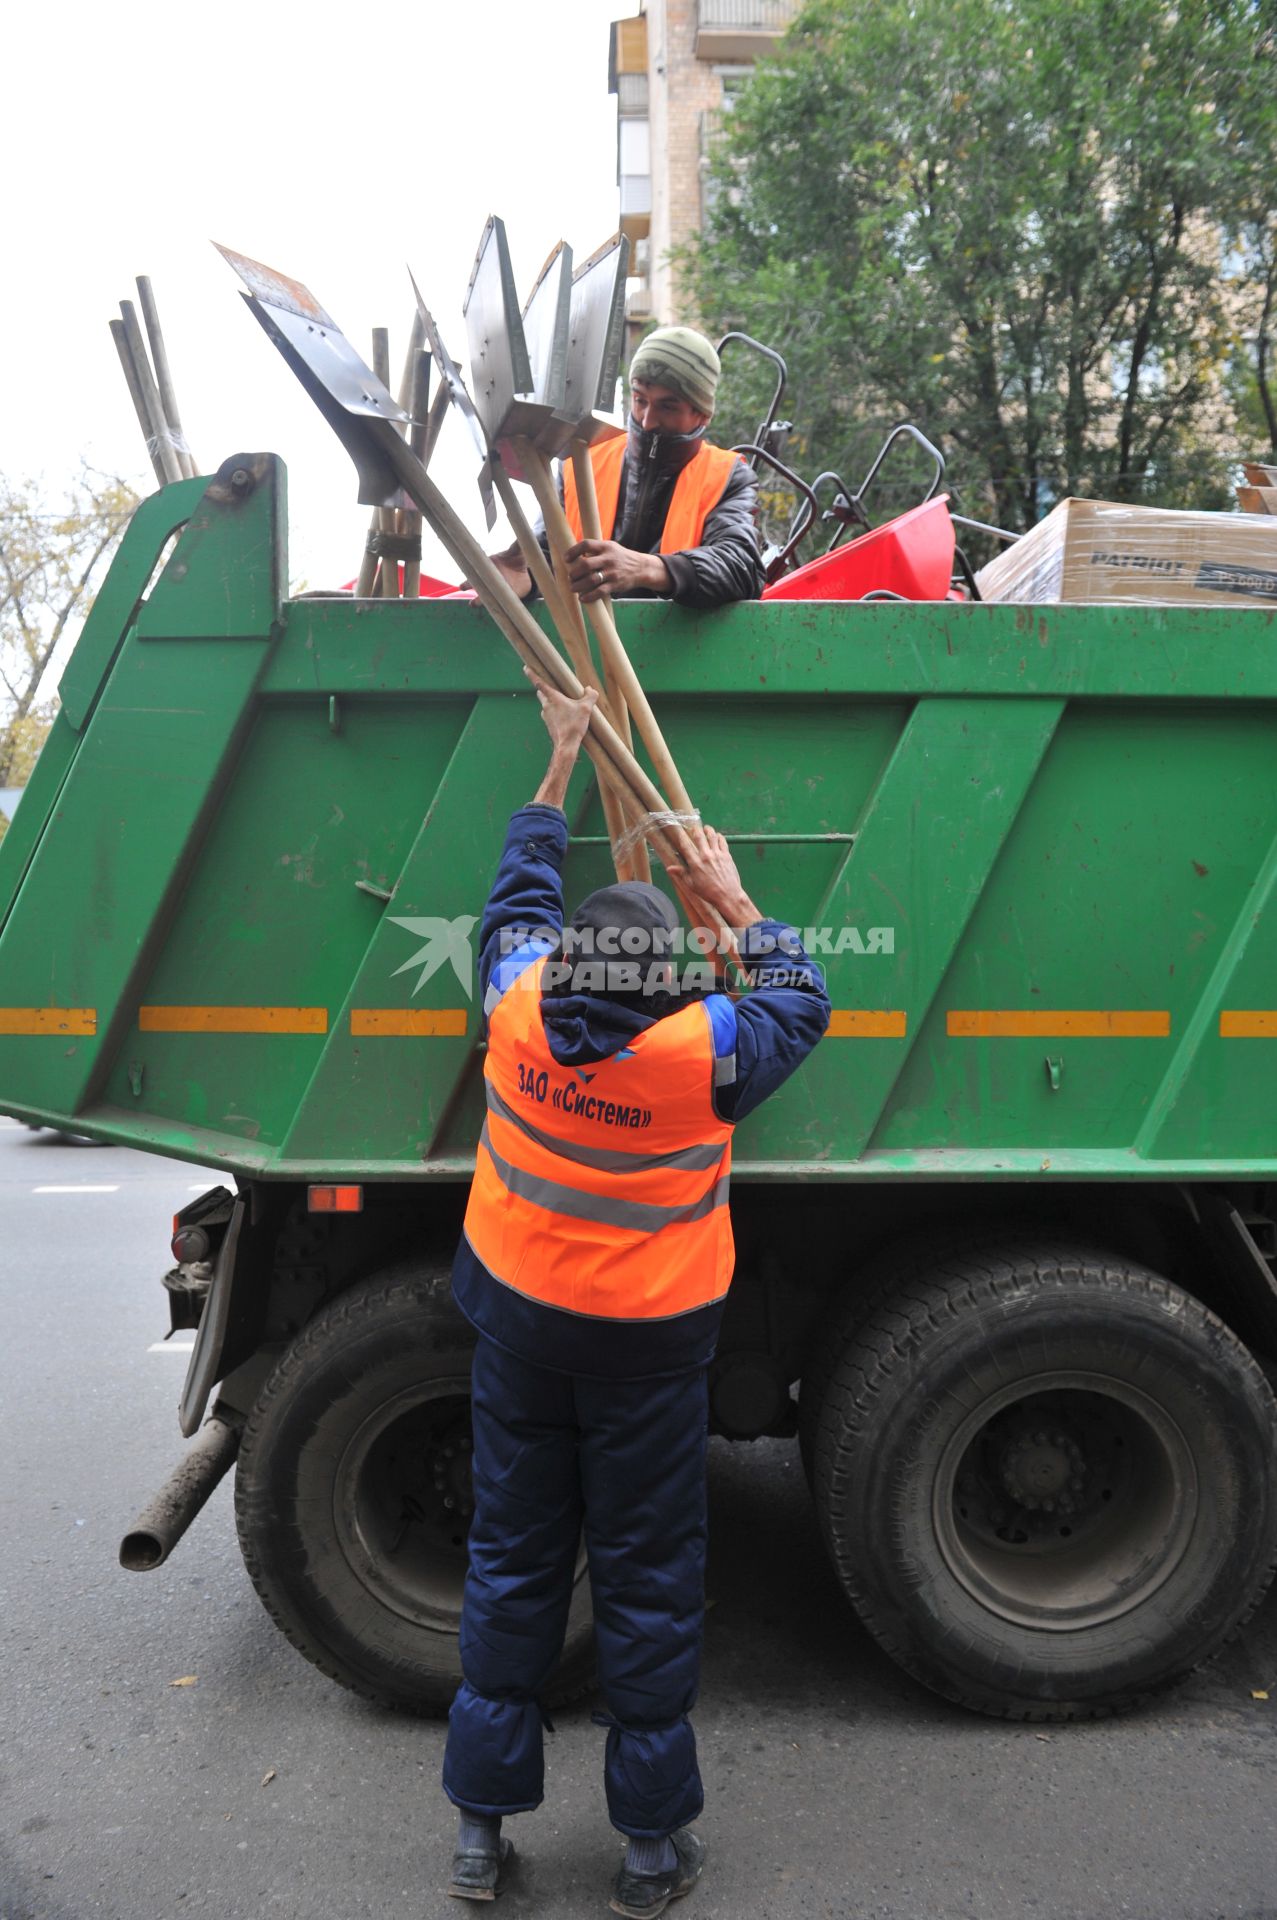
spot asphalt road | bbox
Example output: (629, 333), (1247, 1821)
(2, 1120), (1275, 1920)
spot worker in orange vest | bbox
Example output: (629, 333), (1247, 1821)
(443, 672), (829, 1912)
(492, 326), (765, 609)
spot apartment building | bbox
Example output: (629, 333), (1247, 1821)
(609, 1), (797, 349)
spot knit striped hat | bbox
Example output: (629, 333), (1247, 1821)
(629, 326), (720, 415)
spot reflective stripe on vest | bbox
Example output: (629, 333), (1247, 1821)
(463, 957), (735, 1322)
(563, 435), (742, 555)
(482, 937), (556, 1017)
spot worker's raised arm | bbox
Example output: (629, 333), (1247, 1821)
(475, 678), (597, 1010)
(665, 824), (830, 1119)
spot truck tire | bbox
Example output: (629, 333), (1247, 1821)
(797, 1227), (971, 1487)
(812, 1245), (1277, 1720)
(234, 1263), (596, 1714)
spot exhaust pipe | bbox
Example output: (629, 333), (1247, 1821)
(119, 1415), (241, 1571)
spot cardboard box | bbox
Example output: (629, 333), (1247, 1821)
(975, 498), (1277, 608)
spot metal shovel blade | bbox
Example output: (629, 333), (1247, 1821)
(521, 241), (575, 456)
(408, 271), (496, 530)
(463, 216), (559, 476)
(217, 244), (409, 507)
(563, 233), (631, 443)
(214, 245), (338, 327)
(218, 245), (405, 428)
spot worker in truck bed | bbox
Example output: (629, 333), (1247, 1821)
(491, 325), (765, 610)
(441, 670), (829, 1913)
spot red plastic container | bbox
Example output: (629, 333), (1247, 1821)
(763, 493), (955, 602)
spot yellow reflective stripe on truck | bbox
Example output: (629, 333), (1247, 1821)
(0, 1008), (97, 1035)
(948, 1010), (1171, 1038)
(825, 1011), (908, 1038)
(1220, 1011), (1277, 1037)
(1, 1008), (1189, 1043)
(131, 1007), (468, 1036)
(138, 1006), (328, 1033)
(24, 1007), (1277, 1046)
(351, 1010), (468, 1036)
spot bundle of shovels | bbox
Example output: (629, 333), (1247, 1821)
(215, 226), (736, 950)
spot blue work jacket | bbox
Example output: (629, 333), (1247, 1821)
(452, 805), (830, 1376)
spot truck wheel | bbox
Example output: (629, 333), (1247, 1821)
(812, 1245), (1277, 1720)
(234, 1264), (596, 1714)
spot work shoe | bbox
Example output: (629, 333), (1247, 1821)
(609, 1828), (705, 1918)
(447, 1835), (514, 1902)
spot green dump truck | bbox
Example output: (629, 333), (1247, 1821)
(3, 454), (1276, 1722)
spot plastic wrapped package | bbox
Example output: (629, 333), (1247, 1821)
(975, 498), (1277, 608)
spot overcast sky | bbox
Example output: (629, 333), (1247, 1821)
(2, 0), (627, 602)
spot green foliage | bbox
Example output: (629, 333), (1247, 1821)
(687, 0), (1277, 532)
(0, 469), (136, 787)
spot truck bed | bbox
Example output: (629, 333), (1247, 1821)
(3, 458), (1277, 1182)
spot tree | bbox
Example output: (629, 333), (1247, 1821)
(686, 0), (1277, 534)
(1221, 3), (1277, 461)
(0, 470), (137, 791)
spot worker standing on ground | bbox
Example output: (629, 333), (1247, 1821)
(492, 325), (765, 609)
(442, 672), (828, 1912)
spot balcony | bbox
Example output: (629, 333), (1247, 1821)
(616, 71), (648, 114)
(695, 0), (796, 61)
(618, 113), (651, 238)
(620, 174), (652, 219)
(619, 163), (652, 246)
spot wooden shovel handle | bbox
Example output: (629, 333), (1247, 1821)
(501, 443), (653, 884)
(513, 440), (738, 971)
(568, 436), (650, 827)
(489, 460), (646, 882)
(517, 439), (694, 815)
(490, 461), (577, 640)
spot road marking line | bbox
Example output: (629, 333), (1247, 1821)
(149, 1340), (195, 1353)
(351, 1008), (468, 1036)
(947, 1010), (1170, 1038)
(34, 1183), (120, 1193)
(139, 1006), (328, 1034)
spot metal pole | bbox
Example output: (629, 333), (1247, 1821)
(109, 320), (168, 487)
(136, 276), (197, 477)
(119, 300), (182, 485)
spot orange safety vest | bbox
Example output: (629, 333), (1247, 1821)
(563, 434), (742, 555)
(463, 958), (735, 1322)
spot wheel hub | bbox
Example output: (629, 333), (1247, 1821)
(998, 1425), (1087, 1513)
(936, 1374), (1198, 1632)
(427, 1433), (474, 1520)
(333, 1383), (476, 1628)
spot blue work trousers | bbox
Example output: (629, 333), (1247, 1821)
(442, 1333), (708, 1837)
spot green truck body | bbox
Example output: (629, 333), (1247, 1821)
(3, 457), (1276, 1721)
